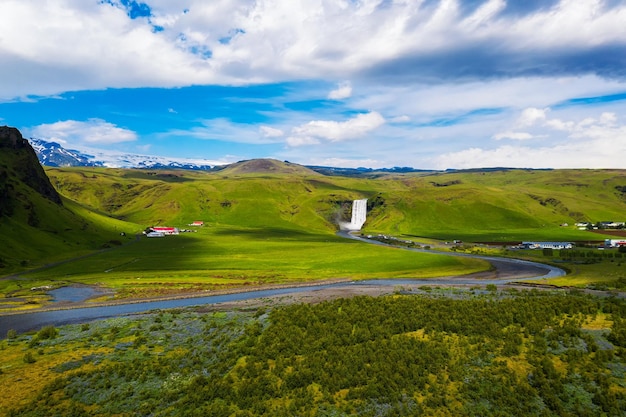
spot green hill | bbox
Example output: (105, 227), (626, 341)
(45, 166), (626, 243)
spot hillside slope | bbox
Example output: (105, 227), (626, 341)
(46, 165), (626, 243)
(0, 127), (139, 273)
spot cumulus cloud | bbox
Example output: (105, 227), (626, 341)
(492, 131), (534, 141)
(2, 0), (626, 100)
(30, 119), (137, 145)
(516, 107), (549, 127)
(437, 110), (626, 169)
(3, 1), (626, 170)
(286, 112), (385, 147)
(328, 82), (352, 100)
(259, 125), (284, 138)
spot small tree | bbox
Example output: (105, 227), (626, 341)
(36, 325), (58, 340)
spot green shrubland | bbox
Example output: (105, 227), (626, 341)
(2, 291), (625, 416)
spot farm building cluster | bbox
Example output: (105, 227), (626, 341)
(145, 221), (204, 238)
(521, 242), (574, 250)
(605, 239), (626, 248)
(575, 221), (625, 230)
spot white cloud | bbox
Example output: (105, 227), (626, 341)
(436, 109), (626, 169)
(286, 136), (320, 147)
(166, 118), (284, 145)
(516, 107), (548, 127)
(287, 112), (385, 146)
(328, 81), (352, 100)
(306, 157), (382, 169)
(30, 119), (137, 145)
(2, 1), (626, 100)
(259, 125), (284, 138)
(390, 115), (411, 123)
(492, 131), (534, 140)
(3, 1), (626, 170)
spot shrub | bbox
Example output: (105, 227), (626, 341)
(36, 325), (58, 340)
(23, 352), (36, 364)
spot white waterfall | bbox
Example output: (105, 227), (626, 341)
(341, 198), (368, 231)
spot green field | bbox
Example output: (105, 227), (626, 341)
(3, 225), (487, 305)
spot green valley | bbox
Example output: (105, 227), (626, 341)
(2, 158), (626, 309)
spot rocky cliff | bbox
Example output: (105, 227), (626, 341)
(0, 126), (62, 217)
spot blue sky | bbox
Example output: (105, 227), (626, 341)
(1, 0), (626, 169)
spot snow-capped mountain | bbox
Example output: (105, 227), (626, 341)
(29, 138), (103, 167)
(28, 138), (223, 170)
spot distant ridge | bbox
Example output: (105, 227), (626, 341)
(215, 159), (321, 176)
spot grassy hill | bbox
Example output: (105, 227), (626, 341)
(364, 169), (626, 242)
(45, 166), (626, 243)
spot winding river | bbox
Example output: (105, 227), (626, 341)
(0, 233), (565, 337)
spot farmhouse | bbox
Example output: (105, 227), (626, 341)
(150, 226), (179, 235)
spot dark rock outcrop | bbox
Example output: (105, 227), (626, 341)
(0, 126), (62, 208)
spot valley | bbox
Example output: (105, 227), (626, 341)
(1, 135), (626, 416)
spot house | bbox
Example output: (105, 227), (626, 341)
(151, 227), (179, 235)
(605, 239), (626, 248)
(146, 231), (165, 238)
(189, 221), (204, 226)
(522, 242), (573, 250)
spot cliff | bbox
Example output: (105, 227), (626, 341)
(0, 126), (62, 217)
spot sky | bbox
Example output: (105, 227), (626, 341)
(1, 0), (626, 170)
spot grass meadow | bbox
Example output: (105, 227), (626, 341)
(4, 225), (487, 306)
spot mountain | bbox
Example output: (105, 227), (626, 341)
(215, 158), (321, 176)
(28, 138), (220, 170)
(28, 138), (103, 168)
(28, 137), (432, 175)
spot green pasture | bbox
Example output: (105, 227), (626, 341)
(509, 247), (626, 288)
(4, 225), (488, 303)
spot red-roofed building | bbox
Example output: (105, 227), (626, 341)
(151, 227), (179, 235)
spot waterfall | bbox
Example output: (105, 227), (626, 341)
(341, 198), (368, 231)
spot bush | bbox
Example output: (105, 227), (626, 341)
(23, 352), (36, 364)
(36, 325), (58, 340)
